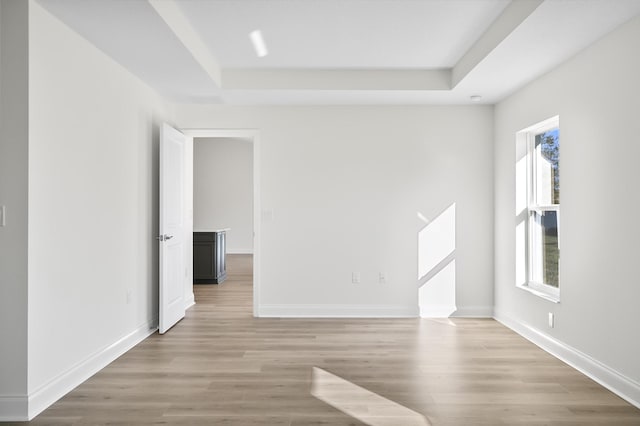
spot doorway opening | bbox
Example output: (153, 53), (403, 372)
(183, 129), (261, 317)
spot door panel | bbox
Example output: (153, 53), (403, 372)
(159, 123), (186, 334)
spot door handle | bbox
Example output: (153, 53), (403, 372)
(156, 234), (174, 242)
(165, 235), (173, 240)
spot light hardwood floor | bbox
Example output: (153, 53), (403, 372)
(17, 254), (640, 425)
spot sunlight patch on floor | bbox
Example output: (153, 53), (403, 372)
(311, 367), (431, 426)
(426, 317), (458, 327)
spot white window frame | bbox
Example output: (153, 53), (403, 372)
(520, 116), (560, 302)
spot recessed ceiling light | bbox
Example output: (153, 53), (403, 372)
(470, 95), (482, 102)
(249, 30), (268, 58)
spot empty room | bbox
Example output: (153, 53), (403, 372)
(1, 0), (639, 424)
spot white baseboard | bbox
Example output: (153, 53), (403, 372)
(259, 304), (419, 318)
(0, 395), (28, 421)
(26, 318), (158, 420)
(227, 249), (253, 254)
(420, 305), (493, 318)
(185, 291), (195, 310)
(453, 305), (494, 317)
(420, 305), (457, 318)
(494, 310), (640, 409)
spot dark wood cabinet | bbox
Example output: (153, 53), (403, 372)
(193, 230), (227, 284)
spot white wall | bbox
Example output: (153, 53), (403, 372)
(184, 136), (195, 308)
(494, 15), (640, 404)
(194, 137), (254, 253)
(0, 0), (29, 418)
(25, 1), (174, 418)
(177, 105), (494, 317)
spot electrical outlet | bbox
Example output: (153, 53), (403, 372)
(126, 289), (132, 305)
(548, 312), (554, 328)
(378, 272), (387, 284)
(352, 272), (361, 284)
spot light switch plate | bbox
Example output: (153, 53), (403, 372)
(0, 205), (5, 227)
(261, 209), (274, 221)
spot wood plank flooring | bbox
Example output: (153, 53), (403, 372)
(16, 254), (640, 425)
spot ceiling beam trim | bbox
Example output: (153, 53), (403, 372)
(222, 69), (451, 91)
(148, 0), (222, 88)
(452, 0), (544, 88)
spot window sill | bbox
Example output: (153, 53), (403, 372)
(517, 284), (560, 303)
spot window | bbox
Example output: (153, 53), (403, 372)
(521, 117), (560, 301)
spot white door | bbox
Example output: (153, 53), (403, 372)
(159, 123), (186, 334)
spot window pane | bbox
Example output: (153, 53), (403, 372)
(534, 129), (559, 204)
(530, 210), (559, 287)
